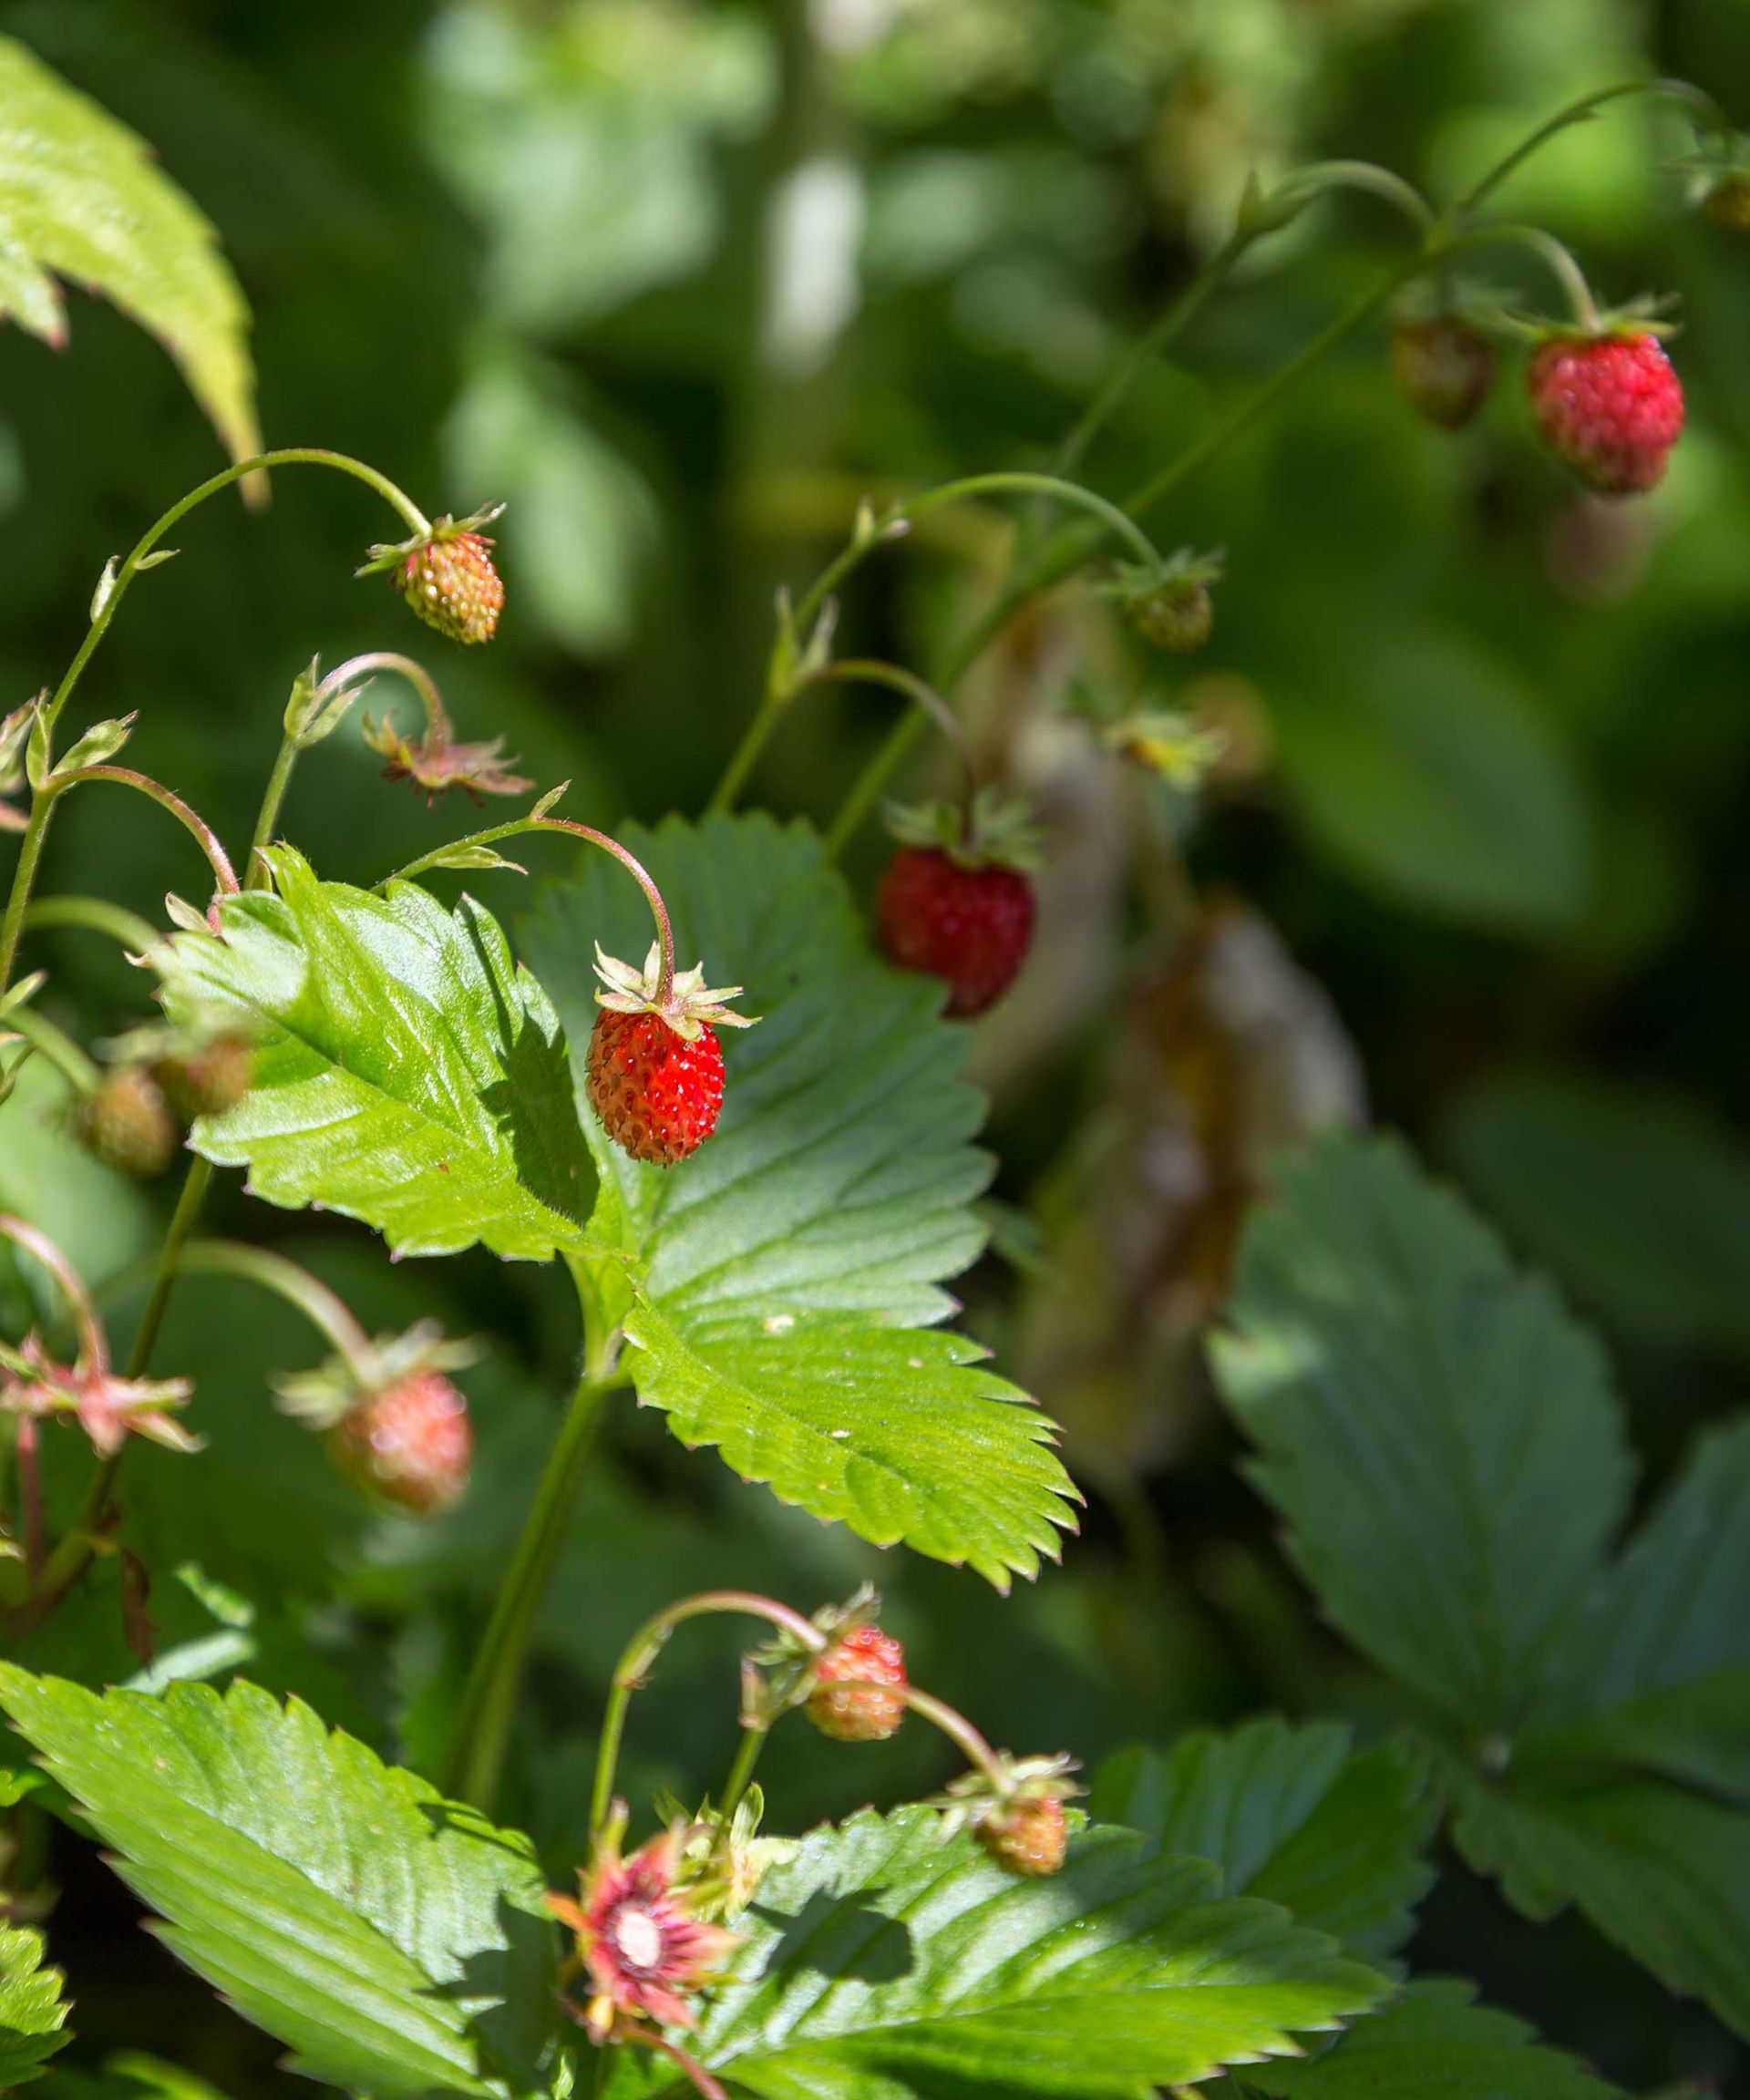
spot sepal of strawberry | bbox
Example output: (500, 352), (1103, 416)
(1105, 709), (1229, 789)
(587, 942), (757, 1166)
(1, 1333), (198, 1459)
(1100, 548), (1223, 654)
(361, 713), (532, 804)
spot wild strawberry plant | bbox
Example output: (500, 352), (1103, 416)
(0, 48), (1745, 2100)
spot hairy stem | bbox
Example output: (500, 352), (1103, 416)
(5, 1007), (99, 1096)
(590, 1591), (826, 1839)
(44, 767), (240, 898)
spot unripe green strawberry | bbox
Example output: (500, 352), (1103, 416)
(73, 1066), (176, 1179)
(1706, 175), (1750, 233)
(327, 1371), (471, 1515)
(1392, 315), (1498, 429)
(975, 1796), (1066, 1878)
(1127, 574), (1212, 654)
(806, 1623), (908, 1743)
(396, 530), (504, 645)
(156, 1034), (255, 1121)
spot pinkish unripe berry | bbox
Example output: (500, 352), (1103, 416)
(73, 1066), (176, 1179)
(807, 1623), (908, 1743)
(975, 1795), (1067, 1878)
(396, 531), (504, 645)
(1392, 315), (1498, 430)
(327, 1371), (471, 1515)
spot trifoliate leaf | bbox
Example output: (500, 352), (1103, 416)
(159, 846), (595, 1261)
(0, 37), (259, 465)
(0, 1668), (558, 2096)
(1210, 1132), (1631, 1735)
(645, 1807), (1388, 2100)
(520, 813), (1078, 1587)
(1090, 1720), (1436, 1960)
(0, 1923), (69, 2088)
(1243, 1979), (1621, 2098)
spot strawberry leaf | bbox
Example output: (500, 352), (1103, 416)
(160, 846), (595, 1261)
(520, 813), (1079, 1587)
(633, 1806), (1388, 2099)
(1089, 1720), (1436, 1961)
(1241, 1980), (1621, 2098)
(0, 36), (258, 465)
(0, 1668), (559, 2096)
(0, 1923), (70, 2088)
(1210, 1131), (1631, 1735)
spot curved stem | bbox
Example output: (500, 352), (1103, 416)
(818, 657), (974, 861)
(5, 1007), (98, 1096)
(1269, 159), (1437, 235)
(386, 815), (677, 1003)
(448, 1363), (625, 1812)
(715, 1724), (770, 1828)
(23, 895), (163, 954)
(44, 767), (239, 897)
(1454, 77), (1730, 220)
(175, 1240), (380, 1380)
(1467, 222), (1600, 326)
(590, 1591), (826, 1840)
(0, 1216), (106, 1372)
(0, 449), (427, 1001)
(324, 650), (452, 743)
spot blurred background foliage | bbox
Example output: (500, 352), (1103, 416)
(1, 0), (1747, 2091)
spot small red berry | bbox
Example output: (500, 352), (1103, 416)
(877, 847), (1036, 1019)
(327, 1371), (471, 1515)
(807, 1623), (908, 1743)
(72, 1066), (176, 1179)
(396, 530), (504, 644)
(1392, 315), (1498, 430)
(975, 1796), (1067, 1878)
(1527, 331), (1684, 496)
(587, 1009), (726, 1167)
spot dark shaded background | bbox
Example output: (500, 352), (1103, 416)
(2, 0), (1748, 2092)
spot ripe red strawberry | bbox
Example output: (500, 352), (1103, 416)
(397, 530), (504, 644)
(327, 1370), (471, 1514)
(1527, 331), (1683, 495)
(585, 943), (756, 1167)
(878, 848), (1036, 1019)
(1392, 315), (1498, 430)
(975, 1796), (1067, 1878)
(807, 1622), (908, 1743)
(73, 1066), (176, 1179)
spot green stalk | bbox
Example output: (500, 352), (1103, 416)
(245, 735), (302, 888)
(0, 448), (427, 999)
(447, 1366), (624, 1812)
(22, 895), (162, 953)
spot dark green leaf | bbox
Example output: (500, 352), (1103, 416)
(661, 1807), (1388, 2100)
(520, 814), (1078, 1586)
(1089, 1720), (1436, 1959)
(1210, 1133), (1631, 1734)
(1447, 1760), (1750, 2042)
(0, 1923), (69, 2089)
(1524, 1420), (1750, 1804)
(0, 36), (258, 462)
(160, 847), (595, 1261)
(0, 1668), (558, 2096)
(1243, 1979), (1621, 2098)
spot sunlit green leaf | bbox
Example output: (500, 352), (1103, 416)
(520, 813), (1079, 1586)
(160, 846), (595, 1261)
(645, 1807), (1388, 2099)
(0, 36), (258, 463)
(0, 1668), (558, 2095)
(0, 1923), (69, 2089)
(1089, 1720), (1436, 1960)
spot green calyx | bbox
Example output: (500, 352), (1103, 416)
(884, 787), (1044, 873)
(355, 501), (506, 580)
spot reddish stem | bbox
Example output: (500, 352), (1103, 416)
(45, 767), (239, 898)
(0, 1214), (108, 1374)
(15, 1418), (44, 1584)
(321, 651), (453, 744)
